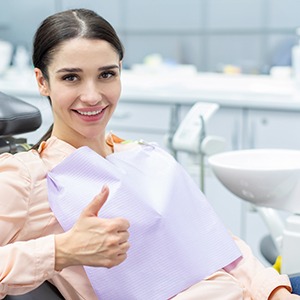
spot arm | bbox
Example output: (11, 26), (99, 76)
(0, 236), (56, 297)
(0, 154), (130, 297)
(0, 153), (57, 297)
(269, 287), (300, 299)
(226, 235), (296, 299)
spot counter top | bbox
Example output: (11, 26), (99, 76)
(121, 70), (300, 110)
(1, 67), (300, 111)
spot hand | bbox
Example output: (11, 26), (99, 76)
(269, 287), (300, 299)
(55, 185), (130, 271)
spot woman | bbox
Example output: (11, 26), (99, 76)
(0, 8), (298, 299)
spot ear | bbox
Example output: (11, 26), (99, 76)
(34, 68), (50, 96)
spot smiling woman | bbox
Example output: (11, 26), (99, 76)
(0, 8), (299, 300)
(31, 8), (124, 155)
(34, 38), (122, 153)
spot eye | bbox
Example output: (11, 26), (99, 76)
(62, 74), (78, 82)
(99, 71), (116, 80)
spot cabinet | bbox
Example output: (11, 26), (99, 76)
(247, 109), (300, 150)
(107, 101), (174, 150)
(205, 107), (244, 151)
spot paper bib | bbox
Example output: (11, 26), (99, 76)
(47, 143), (241, 300)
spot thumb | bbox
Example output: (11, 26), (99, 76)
(82, 185), (109, 217)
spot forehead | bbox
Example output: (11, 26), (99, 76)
(51, 38), (120, 66)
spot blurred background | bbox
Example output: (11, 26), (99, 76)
(0, 0), (299, 74)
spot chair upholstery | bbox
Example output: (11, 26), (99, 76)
(4, 281), (64, 300)
(260, 234), (279, 265)
(0, 91), (41, 137)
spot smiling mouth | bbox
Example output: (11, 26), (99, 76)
(76, 110), (103, 116)
(73, 107), (107, 117)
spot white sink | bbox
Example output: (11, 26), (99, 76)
(208, 149), (300, 214)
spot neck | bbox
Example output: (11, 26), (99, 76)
(51, 131), (113, 157)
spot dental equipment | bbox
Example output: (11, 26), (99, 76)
(208, 149), (300, 275)
(170, 102), (226, 192)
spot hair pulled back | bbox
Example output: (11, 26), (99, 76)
(33, 8), (124, 80)
(31, 8), (124, 149)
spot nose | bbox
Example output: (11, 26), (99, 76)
(80, 80), (102, 105)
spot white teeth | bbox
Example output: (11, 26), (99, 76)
(77, 110), (102, 116)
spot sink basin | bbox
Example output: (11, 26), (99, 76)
(208, 149), (300, 213)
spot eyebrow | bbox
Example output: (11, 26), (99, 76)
(56, 64), (120, 73)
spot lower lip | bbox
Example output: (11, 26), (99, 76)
(75, 109), (105, 122)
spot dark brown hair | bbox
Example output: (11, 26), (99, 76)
(31, 8), (124, 150)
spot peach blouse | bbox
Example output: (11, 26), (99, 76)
(0, 136), (291, 299)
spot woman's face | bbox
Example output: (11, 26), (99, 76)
(35, 38), (122, 148)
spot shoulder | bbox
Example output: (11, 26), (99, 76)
(0, 149), (41, 166)
(0, 149), (46, 182)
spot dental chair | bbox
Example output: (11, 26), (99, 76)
(0, 91), (64, 299)
(170, 102), (226, 192)
(0, 91), (41, 154)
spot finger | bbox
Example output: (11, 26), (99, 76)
(117, 253), (128, 259)
(119, 240), (130, 253)
(118, 231), (130, 244)
(114, 253), (128, 266)
(114, 218), (130, 231)
(81, 185), (109, 217)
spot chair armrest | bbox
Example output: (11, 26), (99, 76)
(3, 281), (64, 300)
(0, 91), (42, 137)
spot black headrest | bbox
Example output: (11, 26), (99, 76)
(0, 91), (42, 136)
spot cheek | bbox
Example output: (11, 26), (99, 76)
(50, 92), (73, 115)
(108, 83), (121, 104)
(112, 90), (121, 104)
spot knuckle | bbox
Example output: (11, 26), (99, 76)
(106, 235), (119, 247)
(116, 217), (130, 228)
(106, 221), (119, 232)
(106, 261), (116, 269)
(119, 254), (127, 263)
(103, 260), (115, 269)
(103, 218), (130, 233)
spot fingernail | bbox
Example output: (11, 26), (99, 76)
(101, 184), (108, 193)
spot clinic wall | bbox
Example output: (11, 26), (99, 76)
(0, 0), (300, 73)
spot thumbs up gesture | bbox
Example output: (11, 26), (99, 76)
(54, 185), (130, 271)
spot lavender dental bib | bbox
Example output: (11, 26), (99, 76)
(47, 143), (241, 300)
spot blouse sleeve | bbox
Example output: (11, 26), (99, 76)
(0, 153), (56, 297)
(227, 235), (292, 300)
